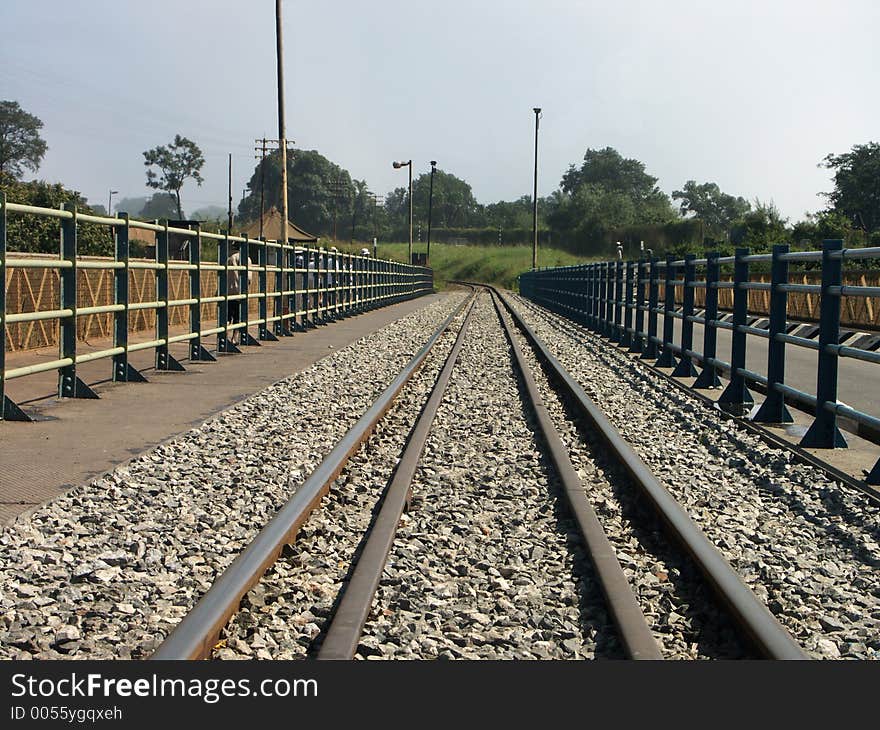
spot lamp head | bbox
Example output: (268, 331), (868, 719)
(430, 160), (437, 167)
(392, 161), (403, 169)
(533, 107), (541, 114)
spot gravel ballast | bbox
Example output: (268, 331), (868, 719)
(507, 292), (880, 660)
(0, 293), (465, 659)
(355, 292), (620, 659)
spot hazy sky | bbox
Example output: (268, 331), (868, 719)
(2, 0), (878, 222)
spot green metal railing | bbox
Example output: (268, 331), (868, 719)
(0, 192), (433, 420)
(520, 242), (880, 486)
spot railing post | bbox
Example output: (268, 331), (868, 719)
(672, 253), (698, 377)
(112, 213), (147, 382)
(258, 238), (278, 341)
(801, 239), (847, 448)
(612, 258), (624, 341)
(603, 261), (613, 336)
(189, 223), (215, 361)
(630, 258), (646, 353)
(621, 260), (634, 348)
(593, 263), (602, 332)
(59, 204), (99, 398)
(718, 247), (754, 413)
(156, 221), (185, 371)
(288, 244), (300, 332)
(655, 256), (676, 367)
(217, 231), (239, 354)
(642, 257), (660, 359)
(694, 251), (722, 388)
(274, 238), (288, 337)
(753, 244), (793, 423)
(0, 192), (31, 420)
(239, 235), (260, 345)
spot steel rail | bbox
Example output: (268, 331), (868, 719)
(495, 289), (809, 660)
(149, 290), (475, 660)
(488, 290), (663, 660)
(317, 296), (478, 660)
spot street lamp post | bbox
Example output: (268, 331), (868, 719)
(426, 160), (436, 265)
(392, 159), (412, 263)
(532, 107), (541, 270)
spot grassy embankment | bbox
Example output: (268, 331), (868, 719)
(327, 241), (591, 290)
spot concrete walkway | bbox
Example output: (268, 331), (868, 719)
(0, 294), (444, 525)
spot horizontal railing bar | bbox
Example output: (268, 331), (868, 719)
(75, 347), (125, 364)
(827, 402), (880, 432)
(778, 283), (822, 294)
(4, 357), (74, 380)
(829, 246), (880, 261)
(4, 258), (73, 269)
(4, 308), (73, 323)
(828, 344), (880, 364)
(778, 250), (823, 262)
(775, 333), (820, 350)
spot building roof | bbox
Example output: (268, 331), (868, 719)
(242, 208), (318, 243)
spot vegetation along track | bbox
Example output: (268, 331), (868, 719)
(150, 286), (809, 660)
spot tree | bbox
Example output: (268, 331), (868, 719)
(405, 168), (480, 229)
(143, 134), (205, 219)
(0, 100), (48, 179)
(729, 199), (788, 251)
(0, 178), (110, 255)
(821, 142), (880, 238)
(238, 149), (352, 237)
(672, 180), (751, 241)
(561, 147), (664, 203)
(549, 147), (675, 254)
(139, 192), (179, 220)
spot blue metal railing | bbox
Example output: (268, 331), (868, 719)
(519, 240), (880, 485)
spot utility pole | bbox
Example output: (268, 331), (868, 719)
(254, 137), (269, 239)
(324, 178), (349, 242)
(427, 160), (436, 265)
(227, 153), (233, 232)
(275, 0), (288, 248)
(532, 107), (542, 270)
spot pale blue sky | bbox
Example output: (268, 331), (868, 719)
(2, 0), (877, 222)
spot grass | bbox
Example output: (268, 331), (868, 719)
(326, 241), (592, 290)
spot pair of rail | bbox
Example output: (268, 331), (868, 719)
(0, 193), (432, 421)
(519, 242), (880, 484)
(152, 286), (806, 661)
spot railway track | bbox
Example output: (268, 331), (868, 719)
(150, 286), (808, 660)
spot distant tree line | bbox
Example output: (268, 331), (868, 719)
(2, 98), (879, 259)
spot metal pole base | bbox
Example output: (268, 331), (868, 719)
(217, 337), (241, 354)
(671, 357), (698, 378)
(693, 366), (722, 389)
(800, 419), (847, 449)
(752, 398), (793, 425)
(239, 332), (261, 346)
(717, 380), (754, 416)
(866, 458), (880, 486)
(113, 361), (149, 383)
(654, 349), (676, 368)
(62, 376), (100, 399)
(156, 352), (186, 372)
(190, 344), (216, 362)
(259, 329), (279, 342)
(2, 395), (32, 422)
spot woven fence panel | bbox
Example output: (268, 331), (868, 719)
(5, 254), (262, 352)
